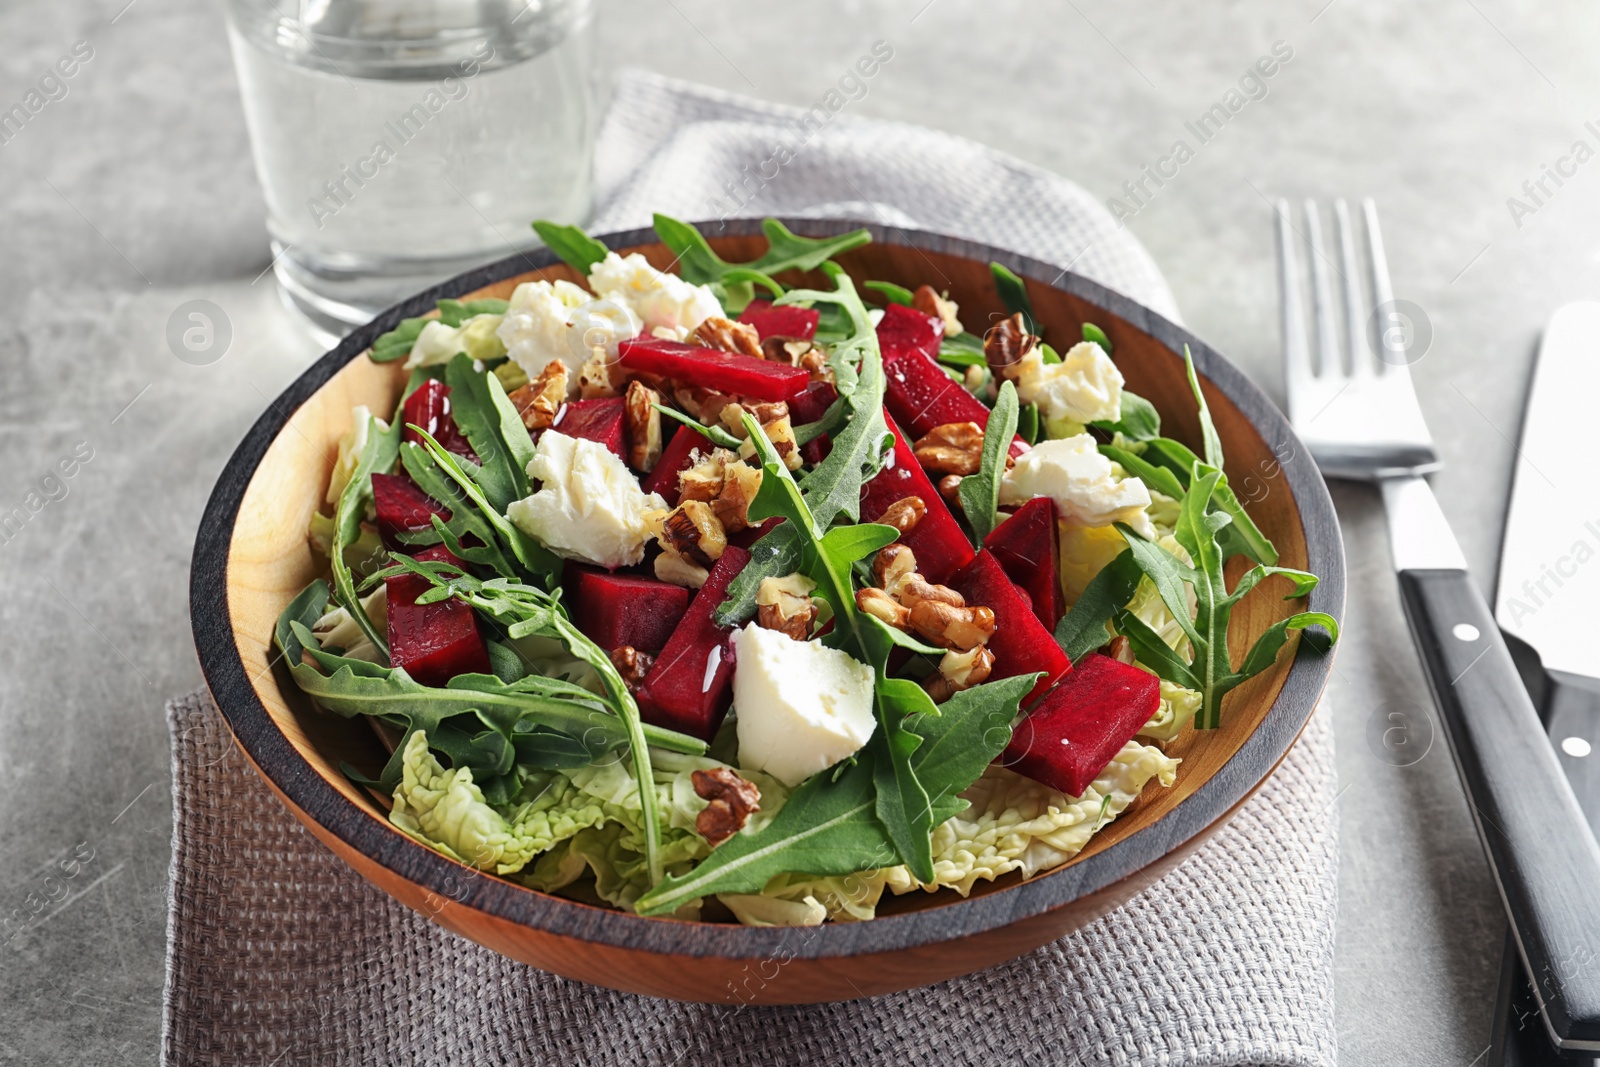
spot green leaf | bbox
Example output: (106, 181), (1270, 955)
(1226, 564), (1321, 605)
(1091, 390), (1161, 441)
(371, 317), (429, 363)
(989, 262), (1037, 335)
(864, 280), (914, 305)
(1054, 550), (1142, 662)
(1112, 606), (1200, 690)
(1017, 402), (1041, 445)
(442, 353), (534, 512)
(329, 410), (401, 658)
(651, 215), (870, 312)
(1235, 612), (1340, 679)
(1039, 342), (1061, 365)
(958, 379), (1019, 544)
(531, 219), (610, 275)
(1100, 443), (1186, 501)
(398, 444), (519, 578)
(1140, 436), (1277, 566)
(1083, 322), (1113, 351)
(1183, 346), (1225, 471)
(1116, 524), (1203, 652)
(654, 403), (742, 449)
(437, 298), (509, 328)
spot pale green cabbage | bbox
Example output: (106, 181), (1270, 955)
(311, 586), (388, 663)
(719, 870), (892, 927)
(1138, 677), (1203, 744)
(1127, 533), (1196, 661)
(406, 314), (507, 368)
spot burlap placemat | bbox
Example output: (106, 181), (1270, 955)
(164, 70), (1337, 1065)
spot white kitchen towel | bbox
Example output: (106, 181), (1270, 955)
(163, 70), (1335, 1067)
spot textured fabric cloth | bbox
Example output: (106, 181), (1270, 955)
(163, 70), (1336, 1066)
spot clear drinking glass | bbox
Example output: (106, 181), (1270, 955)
(223, 0), (598, 342)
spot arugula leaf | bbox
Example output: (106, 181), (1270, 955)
(958, 379), (1019, 544)
(632, 673), (1036, 915)
(397, 444), (518, 578)
(1054, 550), (1142, 662)
(531, 219), (610, 275)
(654, 403), (742, 449)
(1017, 402), (1041, 445)
(371, 317), (429, 363)
(1100, 443), (1185, 500)
(437, 298), (509, 328)
(1091, 390), (1162, 441)
(1140, 436), (1277, 566)
(864, 280), (914, 305)
(1083, 322), (1113, 351)
(1183, 345), (1225, 470)
(329, 410), (401, 658)
(652, 214), (872, 312)
(990, 262), (1038, 335)
(441, 353), (534, 513)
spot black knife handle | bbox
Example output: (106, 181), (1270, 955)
(1399, 568), (1600, 1050)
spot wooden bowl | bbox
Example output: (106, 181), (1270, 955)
(191, 218), (1344, 1004)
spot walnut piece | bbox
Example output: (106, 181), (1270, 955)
(872, 543), (919, 598)
(624, 380), (663, 473)
(724, 402), (801, 471)
(609, 646), (655, 693)
(692, 767), (761, 847)
(937, 474), (964, 506)
(676, 447), (762, 530)
(912, 285), (964, 336)
(983, 312), (1037, 383)
(655, 500), (727, 569)
(913, 422), (985, 476)
(694, 316), (763, 357)
(654, 549), (709, 589)
(877, 495), (926, 536)
(756, 572), (818, 641)
(1102, 634), (1136, 665)
(673, 384), (737, 425)
(909, 601), (997, 651)
(856, 586), (909, 629)
(921, 646), (995, 702)
(507, 361), (568, 431)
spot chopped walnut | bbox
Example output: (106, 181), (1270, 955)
(720, 400), (791, 433)
(921, 646), (995, 702)
(1102, 635), (1136, 665)
(578, 349), (625, 398)
(507, 361), (568, 431)
(673, 384), (737, 425)
(798, 347), (834, 384)
(654, 500), (727, 569)
(898, 577), (964, 610)
(984, 312), (1037, 383)
(677, 448), (732, 503)
(761, 336), (813, 365)
(909, 601), (997, 651)
(856, 586), (910, 629)
(912, 285), (965, 336)
(654, 549), (709, 589)
(877, 495), (926, 536)
(866, 540), (996, 651)
(610, 646), (655, 693)
(872, 543), (919, 598)
(692, 767), (761, 847)
(756, 572), (818, 641)
(913, 422), (985, 476)
(694, 316), (763, 357)
(624, 380), (663, 473)
(938, 474), (963, 507)
(712, 460), (763, 533)
(727, 405), (801, 471)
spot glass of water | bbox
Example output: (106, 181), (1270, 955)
(223, 0), (598, 342)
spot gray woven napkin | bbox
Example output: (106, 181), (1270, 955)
(164, 71), (1337, 1067)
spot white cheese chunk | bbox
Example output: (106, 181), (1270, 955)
(1000, 433), (1154, 536)
(506, 431), (666, 569)
(1014, 341), (1124, 425)
(587, 252), (723, 339)
(732, 623), (876, 787)
(495, 278), (640, 390)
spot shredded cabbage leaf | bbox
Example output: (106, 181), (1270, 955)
(1138, 677), (1203, 744)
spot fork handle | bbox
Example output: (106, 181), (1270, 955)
(1399, 568), (1600, 1050)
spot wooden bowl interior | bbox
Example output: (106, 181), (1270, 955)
(225, 237), (1307, 923)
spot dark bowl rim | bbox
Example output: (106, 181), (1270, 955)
(190, 216), (1345, 961)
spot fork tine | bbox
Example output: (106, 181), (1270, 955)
(1276, 199), (1314, 406)
(1362, 198), (1396, 375)
(1302, 200), (1340, 377)
(1333, 200), (1372, 377)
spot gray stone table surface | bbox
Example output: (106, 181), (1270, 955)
(3, 0), (1596, 1062)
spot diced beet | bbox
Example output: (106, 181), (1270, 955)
(1001, 653), (1160, 797)
(788, 380), (838, 424)
(800, 436), (830, 466)
(728, 516), (782, 550)
(403, 379), (479, 461)
(635, 545), (751, 740)
(552, 397), (626, 459)
(949, 550), (1070, 704)
(639, 423), (703, 502)
(739, 299), (819, 341)
(372, 472), (453, 549)
(878, 305), (1028, 460)
(984, 497), (1064, 630)
(860, 414), (974, 584)
(386, 544), (491, 686)
(618, 337), (809, 402)
(566, 563), (690, 654)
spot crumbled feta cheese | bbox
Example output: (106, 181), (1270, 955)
(587, 252), (723, 339)
(495, 279), (639, 390)
(1014, 341), (1124, 425)
(1000, 434), (1154, 536)
(405, 314), (507, 369)
(732, 623), (877, 787)
(506, 431), (666, 568)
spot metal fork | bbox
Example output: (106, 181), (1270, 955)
(1278, 199), (1600, 1053)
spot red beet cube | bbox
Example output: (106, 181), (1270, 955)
(552, 397), (626, 459)
(1001, 654), (1160, 797)
(566, 563), (691, 654)
(635, 545), (751, 740)
(371, 472), (452, 548)
(403, 379), (478, 461)
(860, 414), (974, 584)
(788, 380), (838, 424)
(386, 544), (491, 686)
(984, 497), (1064, 630)
(618, 337), (809, 402)
(739, 299), (819, 341)
(878, 305), (1027, 460)
(639, 423), (704, 502)
(949, 550), (1070, 704)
